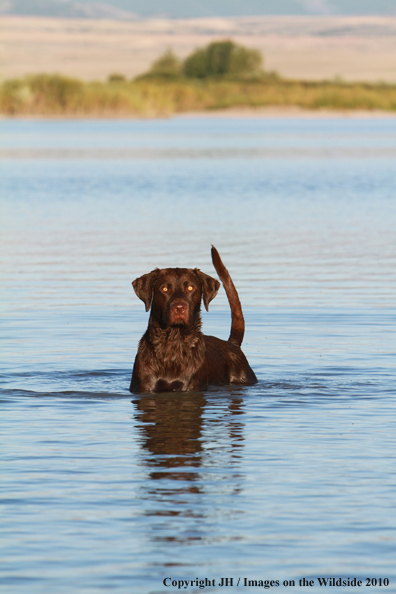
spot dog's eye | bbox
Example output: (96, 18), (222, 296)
(162, 287), (168, 292)
(187, 285), (194, 292)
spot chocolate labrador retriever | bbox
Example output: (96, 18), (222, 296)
(129, 246), (257, 393)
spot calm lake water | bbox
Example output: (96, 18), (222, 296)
(1, 115), (396, 594)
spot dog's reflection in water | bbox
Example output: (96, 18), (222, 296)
(132, 392), (246, 487)
(133, 393), (205, 485)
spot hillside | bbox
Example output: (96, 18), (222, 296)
(2, 15), (396, 83)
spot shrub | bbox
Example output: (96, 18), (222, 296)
(28, 74), (84, 109)
(108, 73), (126, 83)
(0, 78), (33, 113)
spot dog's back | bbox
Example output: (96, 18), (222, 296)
(204, 334), (257, 386)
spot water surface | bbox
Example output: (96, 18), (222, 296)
(1, 116), (396, 593)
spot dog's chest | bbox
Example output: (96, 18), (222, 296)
(149, 328), (205, 377)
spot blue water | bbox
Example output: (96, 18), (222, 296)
(1, 116), (396, 594)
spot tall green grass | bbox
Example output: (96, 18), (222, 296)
(1, 73), (396, 116)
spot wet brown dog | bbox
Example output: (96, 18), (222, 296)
(129, 246), (257, 393)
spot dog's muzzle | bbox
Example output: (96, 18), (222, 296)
(169, 299), (190, 324)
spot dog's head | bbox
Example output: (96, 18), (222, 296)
(132, 267), (220, 328)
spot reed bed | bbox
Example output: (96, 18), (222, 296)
(1, 74), (396, 116)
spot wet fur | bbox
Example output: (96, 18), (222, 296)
(129, 247), (257, 393)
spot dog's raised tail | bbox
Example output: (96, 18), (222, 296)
(211, 246), (245, 347)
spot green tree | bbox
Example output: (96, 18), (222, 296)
(149, 49), (182, 77)
(183, 40), (263, 80)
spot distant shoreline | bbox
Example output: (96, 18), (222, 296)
(177, 107), (396, 118)
(1, 75), (395, 118)
(2, 107), (396, 120)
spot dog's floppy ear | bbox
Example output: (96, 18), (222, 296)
(194, 269), (220, 311)
(132, 269), (159, 312)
